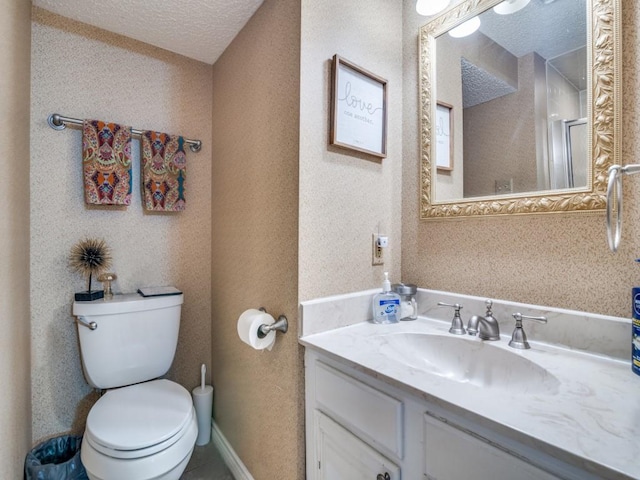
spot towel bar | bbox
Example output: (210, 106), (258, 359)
(47, 113), (202, 153)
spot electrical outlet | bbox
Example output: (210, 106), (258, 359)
(372, 234), (384, 266)
(495, 178), (513, 195)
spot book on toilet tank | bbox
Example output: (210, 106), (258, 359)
(138, 286), (182, 297)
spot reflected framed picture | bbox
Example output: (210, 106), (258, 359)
(330, 54), (387, 158)
(435, 102), (453, 171)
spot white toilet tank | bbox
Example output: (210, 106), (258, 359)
(73, 293), (184, 389)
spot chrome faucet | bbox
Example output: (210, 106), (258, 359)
(467, 299), (500, 341)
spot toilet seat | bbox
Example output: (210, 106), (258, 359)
(85, 379), (193, 459)
(81, 410), (197, 480)
(85, 409), (195, 460)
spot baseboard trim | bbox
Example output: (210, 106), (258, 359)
(211, 420), (254, 480)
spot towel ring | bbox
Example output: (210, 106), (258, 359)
(606, 165), (623, 252)
(606, 164), (640, 252)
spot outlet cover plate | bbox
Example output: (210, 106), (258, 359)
(372, 234), (384, 266)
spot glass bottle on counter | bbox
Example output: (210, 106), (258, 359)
(392, 283), (418, 321)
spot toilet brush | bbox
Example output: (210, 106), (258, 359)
(192, 364), (213, 446)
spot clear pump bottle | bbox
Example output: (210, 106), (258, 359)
(372, 272), (400, 324)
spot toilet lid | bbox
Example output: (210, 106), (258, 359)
(86, 379), (193, 451)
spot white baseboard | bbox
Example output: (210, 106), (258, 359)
(211, 420), (254, 480)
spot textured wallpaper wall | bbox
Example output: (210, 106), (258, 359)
(402, 1), (640, 319)
(0, 0), (32, 476)
(30, 8), (212, 442)
(299, 0), (404, 301)
(210, 0), (302, 478)
(211, 1), (404, 476)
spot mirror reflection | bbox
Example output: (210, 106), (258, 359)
(434, 0), (587, 202)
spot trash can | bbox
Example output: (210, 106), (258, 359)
(24, 435), (88, 480)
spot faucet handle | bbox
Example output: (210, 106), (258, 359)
(513, 313), (547, 324)
(508, 313), (547, 349)
(437, 302), (466, 335)
(437, 301), (462, 312)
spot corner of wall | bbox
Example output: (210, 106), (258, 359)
(0, 0), (32, 476)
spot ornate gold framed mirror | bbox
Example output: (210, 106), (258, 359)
(420, 0), (620, 219)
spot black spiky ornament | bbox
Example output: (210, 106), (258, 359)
(70, 238), (112, 301)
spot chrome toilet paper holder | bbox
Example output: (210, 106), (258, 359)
(257, 307), (289, 339)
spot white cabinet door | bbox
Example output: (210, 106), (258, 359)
(424, 413), (560, 480)
(315, 410), (401, 480)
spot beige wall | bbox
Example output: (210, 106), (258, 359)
(299, 0), (404, 301)
(0, 0), (32, 476)
(210, 0), (302, 478)
(30, 8), (212, 442)
(403, 1), (640, 319)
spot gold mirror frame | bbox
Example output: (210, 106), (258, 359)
(420, 0), (621, 219)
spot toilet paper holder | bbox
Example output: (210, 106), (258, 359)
(257, 307), (289, 338)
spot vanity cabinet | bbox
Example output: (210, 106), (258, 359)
(305, 350), (574, 480)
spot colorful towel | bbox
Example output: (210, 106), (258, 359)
(141, 131), (186, 211)
(82, 120), (132, 205)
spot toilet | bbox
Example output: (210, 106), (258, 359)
(73, 292), (197, 480)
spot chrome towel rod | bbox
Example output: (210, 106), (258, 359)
(47, 113), (202, 153)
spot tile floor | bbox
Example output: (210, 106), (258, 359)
(181, 441), (234, 479)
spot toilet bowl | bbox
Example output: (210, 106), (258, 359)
(73, 293), (196, 480)
(80, 379), (197, 480)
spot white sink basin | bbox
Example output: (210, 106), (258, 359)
(375, 332), (560, 394)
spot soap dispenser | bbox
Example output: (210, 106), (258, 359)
(372, 272), (400, 324)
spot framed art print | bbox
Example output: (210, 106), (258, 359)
(330, 55), (388, 158)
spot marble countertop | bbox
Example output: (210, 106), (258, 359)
(300, 316), (639, 479)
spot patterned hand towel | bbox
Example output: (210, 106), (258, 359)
(141, 131), (186, 211)
(82, 120), (132, 205)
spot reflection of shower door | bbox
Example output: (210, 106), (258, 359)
(549, 118), (587, 190)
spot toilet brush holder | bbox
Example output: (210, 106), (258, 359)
(192, 385), (214, 446)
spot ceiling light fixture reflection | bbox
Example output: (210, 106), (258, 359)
(493, 0), (531, 15)
(416, 0), (450, 16)
(448, 16), (481, 38)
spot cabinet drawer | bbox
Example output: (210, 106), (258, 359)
(315, 361), (403, 458)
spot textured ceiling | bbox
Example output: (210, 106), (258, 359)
(32, 0), (264, 65)
(461, 58), (517, 109)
